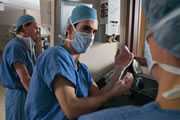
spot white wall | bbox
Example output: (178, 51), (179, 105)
(26, 9), (41, 25)
(0, 7), (24, 52)
(80, 42), (118, 81)
(0, 7), (24, 25)
(0, 0), (40, 10)
(0, 3), (41, 52)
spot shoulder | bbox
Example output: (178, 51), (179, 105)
(43, 46), (72, 60)
(37, 46), (74, 65)
(79, 62), (88, 70)
(3, 38), (27, 55)
(5, 37), (25, 50)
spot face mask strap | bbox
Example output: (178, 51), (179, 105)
(159, 64), (180, 75)
(69, 18), (77, 32)
(163, 86), (180, 100)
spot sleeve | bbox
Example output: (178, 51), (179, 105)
(42, 48), (77, 91)
(81, 63), (93, 89)
(7, 43), (27, 66)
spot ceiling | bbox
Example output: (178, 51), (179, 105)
(0, 0), (40, 10)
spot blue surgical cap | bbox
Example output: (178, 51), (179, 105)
(142, 0), (180, 58)
(70, 5), (97, 24)
(16, 15), (35, 31)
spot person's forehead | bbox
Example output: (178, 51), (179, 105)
(77, 20), (98, 30)
(30, 22), (38, 28)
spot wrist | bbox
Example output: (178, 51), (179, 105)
(100, 89), (113, 101)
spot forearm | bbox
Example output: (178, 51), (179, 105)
(65, 91), (112, 119)
(20, 77), (30, 91)
(54, 79), (114, 119)
(54, 76), (119, 119)
(14, 63), (31, 91)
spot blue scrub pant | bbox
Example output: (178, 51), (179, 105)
(5, 88), (26, 120)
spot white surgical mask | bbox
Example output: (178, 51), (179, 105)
(163, 85), (180, 100)
(144, 40), (180, 100)
(144, 41), (154, 72)
(71, 32), (94, 53)
(161, 64), (180, 100)
(69, 19), (95, 53)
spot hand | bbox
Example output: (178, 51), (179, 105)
(121, 72), (134, 95)
(109, 72), (133, 97)
(33, 33), (41, 44)
(33, 32), (42, 56)
(114, 46), (134, 70)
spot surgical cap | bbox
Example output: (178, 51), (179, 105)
(70, 5), (97, 24)
(142, 0), (180, 58)
(16, 15), (35, 31)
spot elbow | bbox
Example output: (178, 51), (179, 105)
(65, 113), (77, 120)
(64, 110), (79, 120)
(64, 107), (79, 120)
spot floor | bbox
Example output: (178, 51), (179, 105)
(0, 86), (5, 120)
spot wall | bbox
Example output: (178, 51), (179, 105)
(80, 42), (118, 81)
(0, 6), (41, 55)
(0, 7), (24, 25)
(0, 86), (5, 120)
(0, 7), (24, 55)
(26, 9), (41, 25)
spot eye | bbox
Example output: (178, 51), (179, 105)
(93, 30), (97, 34)
(80, 26), (92, 33)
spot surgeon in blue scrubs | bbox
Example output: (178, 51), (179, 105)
(79, 0), (180, 120)
(25, 5), (133, 120)
(1, 15), (41, 120)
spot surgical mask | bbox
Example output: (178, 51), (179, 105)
(161, 64), (180, 100)
(144, 40), (180, 100)
(69, 19), (95, 53)
(144, 40), (180, 75)
(163, 85), (180, 100)
(144, 41), (154, 72)
(71, 32), (94, 53)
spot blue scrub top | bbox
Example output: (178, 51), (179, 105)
(0, 37), (34, 89)
(25, 46), (93, 120)
(79, 102), (180, 120)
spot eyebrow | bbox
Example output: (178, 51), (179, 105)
(82, 25), (97, 31)
(82, 25), (92, 30)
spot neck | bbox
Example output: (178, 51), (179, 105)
(63, 39), (80, 61)
(154, 66), (180, 110)
(17, 32), (29, 38)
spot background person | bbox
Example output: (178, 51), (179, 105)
(1, 15), (41, 120)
